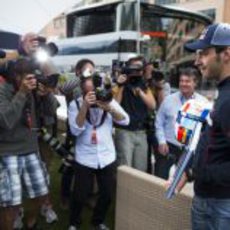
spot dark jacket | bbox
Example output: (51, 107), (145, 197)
(0, 82), (58, 155)
(194, 77), (230, 198)
(115, 84), (149, 131)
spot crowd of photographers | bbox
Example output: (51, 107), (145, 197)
(0, 32), (175, 229)
(0, 32), (198, 230)
(2, 22), (230, 230)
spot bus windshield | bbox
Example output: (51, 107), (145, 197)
(55, 1), (211, 75)
(67, 3), (117, 37)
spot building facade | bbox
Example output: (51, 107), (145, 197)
(155, 0), (230, 23)
(40, 13), (67, 39)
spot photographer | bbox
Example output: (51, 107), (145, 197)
(68, 73), (129, 230)
(59, 59), (95, 210)
(13, 33), (59, 226)
(143, 65), (171, 173)
(113, 56), (156, 172)
(0, 58), (59, 230)
(144, 63), (171, 107)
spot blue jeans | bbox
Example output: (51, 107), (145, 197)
(192, 195), (230, 230)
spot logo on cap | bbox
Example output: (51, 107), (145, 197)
(199, 28), (208, 40)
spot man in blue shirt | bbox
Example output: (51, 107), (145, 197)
(155, 67), (207, 179)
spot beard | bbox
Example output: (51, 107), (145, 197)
(201, 55), (222, 80)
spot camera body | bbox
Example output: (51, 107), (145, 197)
(92, 72), (113, 102)
(34, 70), (59, 88)
(119, 64), (144, 88)
(0, 58), (59, 88)
(121, 64), (143, 76)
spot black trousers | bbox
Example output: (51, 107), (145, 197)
(154, 143), (183, 180)
(69, 161), (116, 226)
(60, 165), (74, 200)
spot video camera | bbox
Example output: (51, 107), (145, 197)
(119, 64), (144, 88)
(121, 64), (143, 76)
(34, 69), (59, 88)
(92, 72), (113, 102)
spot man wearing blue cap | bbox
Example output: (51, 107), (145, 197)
(175, 23), (230, 229)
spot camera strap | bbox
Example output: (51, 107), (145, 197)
(24, 95), (33, 131)
(88, 109), (107, 145)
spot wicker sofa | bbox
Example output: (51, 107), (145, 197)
(115, 166), (194, 230)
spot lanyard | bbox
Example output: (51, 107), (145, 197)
(87, 109), (107, 145)
(86, 108), (107, 129)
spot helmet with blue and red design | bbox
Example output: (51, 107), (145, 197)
(175, 99), (212, 145)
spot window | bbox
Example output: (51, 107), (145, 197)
(120, 2), (136, 31)
(58, 39), (136, 55)
(155, 0), (178, 5)
(67, 4), (117, 37)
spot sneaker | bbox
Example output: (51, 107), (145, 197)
(13, 207), (24, 229)
(68, 226), (78, 230)
(41, 205), (58, 224)
(93, 223), (110, 230)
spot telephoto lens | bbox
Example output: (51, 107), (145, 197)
(40, 128), (70, 158)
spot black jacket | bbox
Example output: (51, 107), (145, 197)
(194, 77), (230, 198)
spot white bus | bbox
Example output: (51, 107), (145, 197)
(52, 0), (212, 73)
(52, 31), (138, 71)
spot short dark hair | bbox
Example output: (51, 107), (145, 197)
(75, 59), (95, 74)
(214, 46), (228, 54)
(179, 67), (200, 82)
(127, 55), (144, 66)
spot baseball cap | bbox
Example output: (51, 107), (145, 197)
(185, 23), (230, 51)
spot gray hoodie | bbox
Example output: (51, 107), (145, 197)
(0, 82), (58, 155)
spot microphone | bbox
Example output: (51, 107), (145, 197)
(0, 50), (6, 59)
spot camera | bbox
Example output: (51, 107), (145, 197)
(39, 127), (72, 158)
(92, 72), (113, 102)
(34, 69), (59, 88)
(123, 65), (144, 88)
(0, 58), (59, 88)
(121, 64), (143, 76)
(39, 127), (75, 173)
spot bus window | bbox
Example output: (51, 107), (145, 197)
(58, 39), (136, 55)
(67, 4), (117, 37)
(119, 2), (137, 31)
